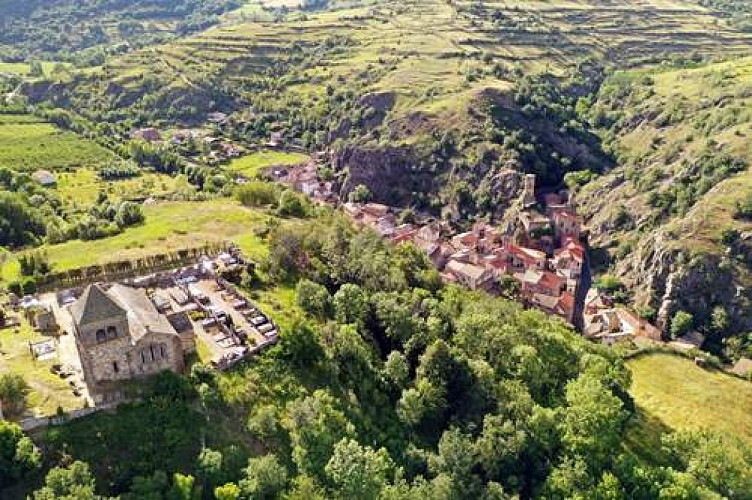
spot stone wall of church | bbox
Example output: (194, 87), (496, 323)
(128, 332), (184, 376)
(76, 316), (134, 384)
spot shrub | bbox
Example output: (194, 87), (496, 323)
(235, 182), (279, 208)
(0, 373), (30, 417)
(21, 276), (37, 295)
(114, 201), (145, 228)
(735, 192), (752, 219)
(295, 279), (331, 318)
(277, 190), (308, 218)
(348, 184), (372, 203)
(596, 275), (623, 293)
(670, 311), (694, 339)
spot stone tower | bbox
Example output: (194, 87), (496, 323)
(521, 174), (537, 208)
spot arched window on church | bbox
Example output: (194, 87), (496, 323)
(106, 326), (117, 340)
(95, 329), (106, 343)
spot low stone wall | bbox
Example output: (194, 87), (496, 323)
(37, 242), (231, 293)
(18, 400), (122, 432)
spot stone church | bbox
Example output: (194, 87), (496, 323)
(69, 283), (194, 403)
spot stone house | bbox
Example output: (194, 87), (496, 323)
(445, 259), (494, 291)
(69, 283), (193, 403)
(519, 270), (566, 297)
(507, 244), (547, 273)
(552, 239), (585, 279)
(551, 209), (581, 245)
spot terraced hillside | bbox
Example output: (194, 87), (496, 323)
(579, 56), (752, 349)
(33, 0), (752, 116)
(26, 0), (752, 205)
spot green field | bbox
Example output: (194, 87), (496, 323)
(1, 199), (270, 284)
(227, 149), (309, 176)
(0, 61), (70, 76)
(41, 199), (269, 271)
(0, 117), (116, 172)
(627, 353), (752, 446)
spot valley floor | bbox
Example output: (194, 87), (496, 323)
(627, 352), (752, 446)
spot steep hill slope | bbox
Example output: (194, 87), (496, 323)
(23, 0), (752, 212)
(579, 57), (752, 348)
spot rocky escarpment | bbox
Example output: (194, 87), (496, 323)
(614, 226), (752, 344)
(332, 145), (440, 206)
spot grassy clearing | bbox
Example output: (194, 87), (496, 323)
(0, 320), (84, 416)
(43, 199), (268, 272)
(627, 353), (752, 446)
(0, 118), (115, 172)
(226, 149), (309, 176)
(0, 61), (69, 76)
(54, 168), (180, 206)
(1, 198), (269, 283)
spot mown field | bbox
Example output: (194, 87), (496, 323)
(627, 353), (752, 447)
(226, 149), (309, 176)
(0, 115), (116, 172)
(55, 168), (181, 206)
(0, 61), (66, 76)
(39, 199), (266, 272)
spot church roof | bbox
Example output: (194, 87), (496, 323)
(70, 284), (126, 326)
(107, 284), (178, 342)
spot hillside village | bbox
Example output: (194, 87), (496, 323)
(271, 160), (663, 344)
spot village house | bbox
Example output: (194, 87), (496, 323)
(519, 269), (566, 297)
(531, 291), (576, 323)
(551, 208), (581, 245)
(583, 288), (662, 343)
(444, 259), (494, 291)
(543, 191), (570, 212)
(507, 244), (547, 273)
(552, 238), (585, 280)
(68, 283), (195, 403)
(519, 209), (551, 235)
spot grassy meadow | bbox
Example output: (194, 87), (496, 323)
(0, 61), (67, 76)
(45, 199), (268, 271)
(627, 353), (752, 447)
(227, 149), (309, 176)
(55, 168), (181, 206)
